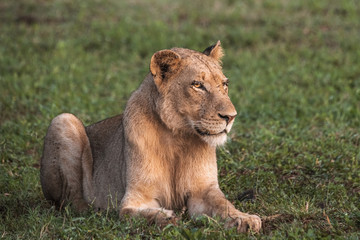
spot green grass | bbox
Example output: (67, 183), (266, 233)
(1, 0), (359, 238)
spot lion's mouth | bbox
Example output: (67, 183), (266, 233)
(195, 127), (227, 136)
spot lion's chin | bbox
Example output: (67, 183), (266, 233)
(201, 132), (228, 147)
(193, 127), (229, 147)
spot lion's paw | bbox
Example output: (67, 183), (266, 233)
(225, 214), (261, 233)
(155, 209), (178, 227)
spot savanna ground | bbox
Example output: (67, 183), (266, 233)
(0, 0), (359, 239)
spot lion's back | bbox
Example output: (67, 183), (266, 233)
(85, 114), (127, 209)
(85, 114), (123, 162)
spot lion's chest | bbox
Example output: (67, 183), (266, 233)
(155, 146), (218, 210)
(127, 115), (218, 210)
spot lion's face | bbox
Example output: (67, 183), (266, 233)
(150, 43), (237, 146)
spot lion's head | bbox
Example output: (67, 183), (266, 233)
(150, 41), (237, 146)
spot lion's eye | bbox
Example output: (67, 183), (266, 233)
(223, 80), (229, 90)
(192, 81), (205, 90)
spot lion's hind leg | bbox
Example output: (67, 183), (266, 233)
(40, 113), (94, 211)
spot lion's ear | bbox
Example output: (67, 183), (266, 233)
(150, 50), (181, 86)
(203, 40), (224, 62)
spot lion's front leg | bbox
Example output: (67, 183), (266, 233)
(187, 186), (261, 233)
(119, 195), (177, 227)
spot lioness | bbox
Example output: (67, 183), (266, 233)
(40, 41), (261, 232)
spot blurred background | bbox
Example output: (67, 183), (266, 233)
(0, 0), (359, 238)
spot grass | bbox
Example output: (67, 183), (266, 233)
(0, 0), (359, 238)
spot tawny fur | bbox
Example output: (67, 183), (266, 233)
(40, 42), (262, 232)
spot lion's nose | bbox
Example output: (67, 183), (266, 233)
(218, 113), (237, 125)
